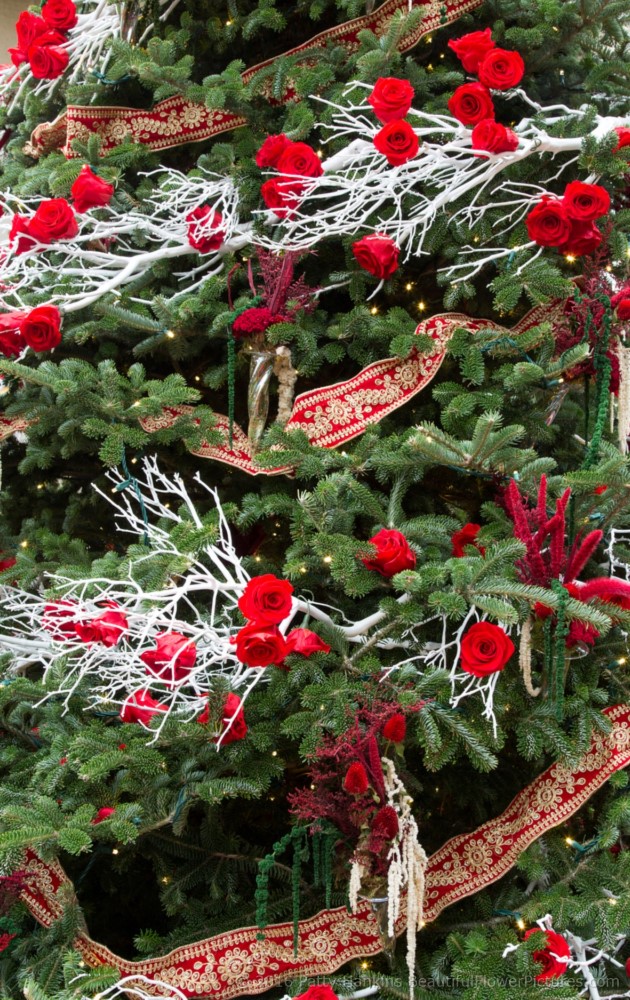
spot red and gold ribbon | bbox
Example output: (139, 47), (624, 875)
(19, 704), (630, 999)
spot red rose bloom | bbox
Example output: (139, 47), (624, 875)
(28, 198), (78, 244)
(562, 220), (602, 257)
(276, 142), (323, 178)
(448, 83), (495, 126)
(75, 606), (128, 647)
(612, 290), (630, 321)
(613, 127), (630, 151)
(285, 628), (331, 656)
(255, 133), (291, 168)
(19, 305), (62, 352)
(9, 214), (35, 255)
(91, 806), (116, 824)
(460, 621), (515, 677)
(120, 689), (166, 725)
(9, 11), (46, 66)
(470, 119), (518, 155)
(238, 573), (294, 624)
(524, 929), (570, 982)
(28, 31), (69, 80)
(42, 600), (79, 640)
(198, 692), (247, 745)
(343, 761), (369, 794)
(295, 986), (339, 1000)
(526, 196), (572, 247)
(361, 528), (416, 578)
(373, 119), (419, 166)
(186, 205), (225, 254)
(352, 233), (399, 279)
(234, 623), (288, 667)
(71, 165), (115, 213)
(0, 555), (16, 573)
(451, 522), (486, 557)
(41, 0), (77, 30)
(382, 712), (406, 742)
(593, 485), (608, 495)
(477, 48), (525, 90)
(448, 28), (495, 74)
(260, 177), (305, 219)
(140, 632), (197, 683)
(562, 180), (610, 222)
(0, 311), (27, 357)
(371, 805), (399, 840)
(367, 77), (415, 123)
(232, 306), (286, 338)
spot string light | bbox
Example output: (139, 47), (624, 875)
(225, 18), (232, 25)
(405, 282), (414, 291)
(194, 376), (201, 382)
(161, 876), (170, 884)
(36, 483), (44, 490)
(112, 848), (119, 855)
(165, 330), (176, 339)
(19, 540), (28, 549)
(417, 301), (426, 311)
(370, 306), (379, 315)
(323, 555), (332, 563)
(360, 961), (370, 970)
(565, 254), (576, 263)
(516, 918), (526, 930)
(271, 750), (278, 757)
(254, 555), (262, 562)
(300, 566), (307, 573)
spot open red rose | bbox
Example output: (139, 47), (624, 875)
(477, 47), (524, 90)
(368, 77), (414, 123)
(9, 11), (46, 66)
(562, 180), (610, 222)
(448, 83), (494, 126)
(451, 523), (485, 557)
(261, 177), (305, 219)
(91, 807), (116, 824)
(526, 196), (571, 247)
(232, 306), (286, 338)
(140, 632), (197, 683)
(382, 712), (406, 742)
(285, 628), (331, 656)
(0, 311), (27, 357)
(234, 623), (288, 667)
(276, 142), (323, 178)
(120, 689), (166, 725)
(612, 289), (630, 320)
(198, 692), (247, 745)
(373, 119), (419, 166)
(448, 28), (495, 74)
(28, 198), (78, 244)
(71, 165), (114, 213)
(238, 573), (293, 624)
(524, 929), (570, 982)
(295, 986), (339, 1000)
(19, 305), (62, 352)
(343, 761), (369, 794)
(9, 214), (35, 255)
(75, 606), (128, 647)
(41, 0), (77, 30)
(566, 620), (599, 649)
(460, 621), (515, 677)
(614, 127), (630, 151)
(0, 556), (17, 573)
(470, 119), (518, 155)
(561, 219), (602, 257)
(352, 233), (399, 279)
(42, 600), (80, 641)
(186, 205), (225, 254)
(362, 528), (416, 578)
(28, 31), (69, 80)
(255, 133), (291, 168)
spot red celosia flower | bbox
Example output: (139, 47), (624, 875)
(371, 805), (399, 840)
(381, 713), (406, 742)
(343, 761), (369, 795)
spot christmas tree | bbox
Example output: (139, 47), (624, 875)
(0, 0), (630, 997)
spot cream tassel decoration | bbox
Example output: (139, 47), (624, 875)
(616, 339), (630, 454)
(519, 615), (541, 697)
(274, 346), (298, 428)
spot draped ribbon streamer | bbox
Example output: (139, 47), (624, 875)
(26, 0), (483, 158)
(140, 302), (566, 475)
(19, 703), (630, 999)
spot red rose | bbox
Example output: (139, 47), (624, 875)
(447, 83), (495, 126)
(352, 233), (399, 279)
(0, 555), (16, 573)
(459, 621), (515, 677)
(565, 620), (599, 648)
(234, 623), (288, 667)
(612, 290), (630, 321)
(19, 305), (62, 352)
(42, 600), (79, 640)
(75, 607), (128, 647)
(71, 165), (114, 213)
(371, 805), (399, 840)
(562, 180), (610, 222)
(534, 601), (554, 619)
(593, 484), (608, 495)
(120, 689), (166, 725)
(343, 761), (369, 794)
(186, 205), (225, 254)
(232, 306), (286, 338)
(448, 28), (495, 74)
(524, 929), (570, 983)
(368, 77), (415, 123)
(28, 31), (69, 80)
(614, 127), (630, 151)
(561, 220), (602, 257)
(91, 806), (116, 824)
(470, 119), (518, 155)
(373, 119), (419, 166)
(140, 632), (197, 683)
(8, 214), (35, 255)
(238, 573), (294, 624)
(276, 142), (323, 178)
(451, 523), (486, 557)
(198, 692), (247, 745)
(477, 48), (525, 90)
(41, 0), (77, 31)
(295, 987), (339, 1000)
(260, 177), (305, 219)
(285, 628), (331, 656)
(361, 528), (416, 578)
(28, 198), (78, 244)
(526, 196), (572, 247)
(255, 133), (291, 168)
(382, 712), (406, 742)
(9, 11), (46, 66)
(0, 311), (27, 357)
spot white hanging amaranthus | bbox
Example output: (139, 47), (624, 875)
(257, 84), (629, 285)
